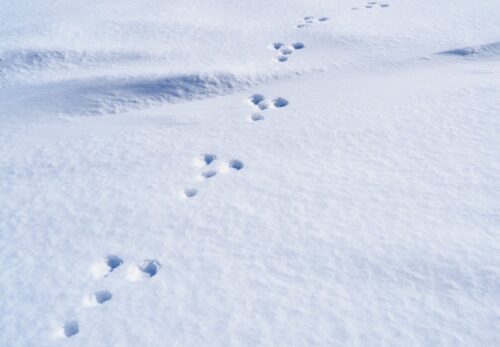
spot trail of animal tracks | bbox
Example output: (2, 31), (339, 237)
(1, 1), (500, 346)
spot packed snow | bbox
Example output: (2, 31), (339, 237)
(1, 0), (499, 346)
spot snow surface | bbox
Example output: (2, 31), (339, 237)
(1, 0), (500, 346)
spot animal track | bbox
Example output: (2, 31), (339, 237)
(184, 188), (198, 198)
(245, 93), (288, 120)
(194, 153), (217, 167)
(107, 255), (123, 271)
(63, 320), (79, 337)
(270, 41), (306, 63)
(292, 42), (305, 50)
(276, 55), (288, 63)
(251, 113), (264, 122)
(257, 100), (270, 110)
(272, 42), (285, 50)
(272, 97), (289, 108)
(95, 290), (113, 304)
(248, 94), (265, 106)
(296, 15), (329, 29)
(228, 159), (244, 171)
(185, 153), (245, 197)
(91, 254), (123, 278)
(62, 253), (160, 337)
(128, 259), (162, 281)
(297, 16), (315, 28)
(246, 94), (288, 113)
(83, 290), (113, 306)
(201, 153), (217, 165)
(201, 170), (217, 179)
(140, 260), (161, 277)
(359, 2), (389, 9)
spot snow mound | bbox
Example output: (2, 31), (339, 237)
(3, 72), (259, 116)
(0, 49), (145, 72)
(437, 41), (500, 58)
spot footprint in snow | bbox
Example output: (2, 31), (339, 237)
(251, 113), (264, 122)
(59, 254), (161, 338)
(61, 256), (121, 338)
(83, 290), (113, 306)
(106, 255), (123, 271)
(184, 153), (218, 198)
(90, 254), (123, 278)
(269, 42), (306, 63)
(247, 94), (265, 106)
(363, 1), (390, 9)
(292, 42), (305, 50)
(200, 169), (217, 179)
(296, 16), (329, 29)
(127, 259), (161, 281)
(276, 55), (288, 63)
(272, 97), (289, 108)
(184, 153), (245, 197)
(184, 187), (198, 198)
(62, 320), (79, 338)
(247, 94), (289, 112)
(194, 153), (217, 167)
(227, 159), (244, 171)
(272, 42), (285, 50)
(195, 153), (218, 180)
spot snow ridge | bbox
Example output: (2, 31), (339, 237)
(438, 41), (500, 59)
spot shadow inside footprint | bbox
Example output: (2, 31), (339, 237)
(106, 255), (123, 272)
(139, 260), (161, 277)
(95, 290), (113, 304)
(272, 42), (284, 50)
(201, 170), (217, 179)
(228, 159), (244, 171)
(257, 100), (270, 110)
(251, 113), (264, 121)
(304, 16), (315, 23)
(272, 97), (289, 108)
(292, 42), (305, 50)
(64, 321), (79, 337)
(184, 188), (198, 198)
(200, 153), (217, 165)
(248, 94), (265, 105)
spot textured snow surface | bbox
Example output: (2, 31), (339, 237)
(1, 1), (500, 346)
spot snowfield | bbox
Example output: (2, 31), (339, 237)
(1, 1), (499, 346)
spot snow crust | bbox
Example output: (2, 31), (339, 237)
(1, 0), (499, 346)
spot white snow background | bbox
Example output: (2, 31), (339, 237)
(0, 0), (499, 346)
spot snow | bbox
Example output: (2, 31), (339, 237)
(1, 1), (500, 346)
